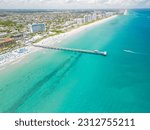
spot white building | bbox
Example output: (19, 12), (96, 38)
(105, 12), (114, 17)
(84, 15), (92, 23)
(75, 18), (83, 25)
(92, 13), (97, 21)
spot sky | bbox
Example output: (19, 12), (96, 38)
(0, 0), (150, 9)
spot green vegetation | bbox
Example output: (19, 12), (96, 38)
(51, 29), (64, 34)
(0, 29), (9, 33)
(0, 20), (16, 27)
(15, 24), (24, 31)
(29, 33), (37, 37)
(0, 20), (24, 33)
(0, 41), (19, 54)
(0, 39), (26, 54)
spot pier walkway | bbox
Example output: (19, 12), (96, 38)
(33, 44), (107, 56)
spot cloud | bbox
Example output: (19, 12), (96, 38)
(0, 0), (149, 9)
(103, 0), (149, 8)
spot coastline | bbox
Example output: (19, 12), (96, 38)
(0, 15), (118, 67)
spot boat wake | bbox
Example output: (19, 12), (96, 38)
(123, 50), (149, 56)
(123, 50), (136, 54)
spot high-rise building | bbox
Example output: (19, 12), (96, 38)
(84, 15), (92, 23)
(75, 18), (83, 25)
(29, 23), (46, 33)
(84, 15), (88, 23)
(92, 13), (97, 21)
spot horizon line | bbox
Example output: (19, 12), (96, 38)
(0, 7), (150, 10)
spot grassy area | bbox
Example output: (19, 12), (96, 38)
(15, 24), (24, 31)
(0, 20), (24, 32)
(0, 20), (16, 27)
(51, 29), (64, 34)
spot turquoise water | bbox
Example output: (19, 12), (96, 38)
(0, 9), (150, 113)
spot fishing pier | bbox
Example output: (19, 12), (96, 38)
(33, 45), (107, 56)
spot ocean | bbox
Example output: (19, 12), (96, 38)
(0, 9), (150, 113)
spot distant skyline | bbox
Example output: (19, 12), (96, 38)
(0, 0), (150, 9)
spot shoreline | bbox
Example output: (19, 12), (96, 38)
(0, 15), (118, 67)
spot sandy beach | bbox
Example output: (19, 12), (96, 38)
(0, 15), (118, 67)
